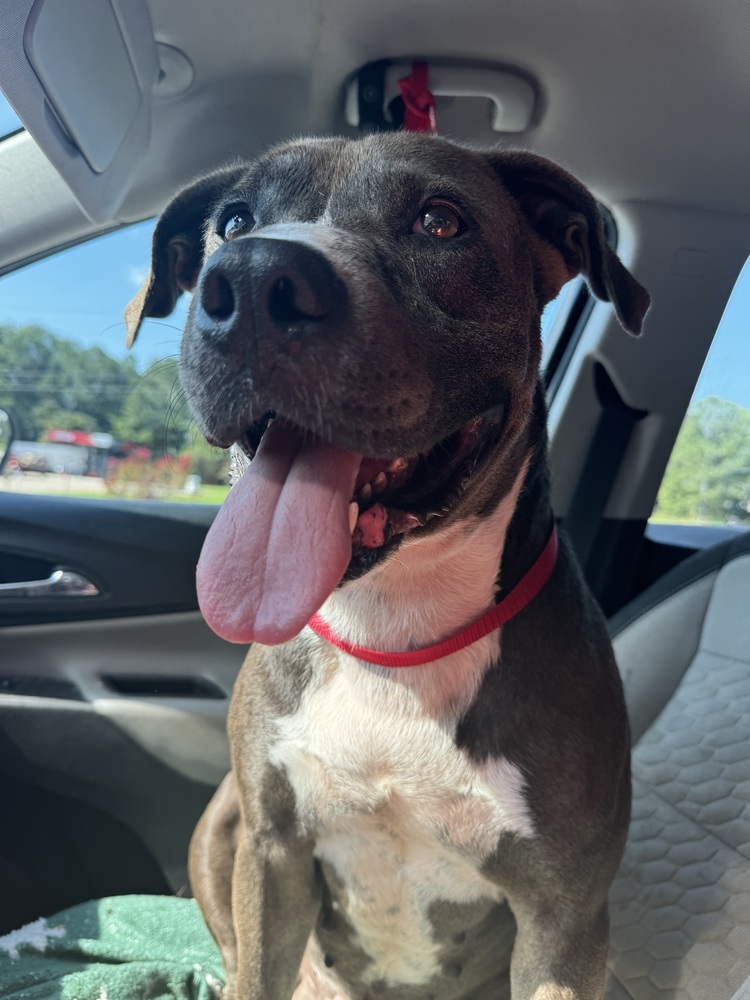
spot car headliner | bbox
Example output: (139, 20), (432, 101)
(1, 0), (749, 272)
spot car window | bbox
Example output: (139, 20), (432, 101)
(0, 222), (231, 504)
(540, 278), (580, 346)
(651, 256), (750, 529)
(0, 220), (573, 505)
(0, 91), (23, 140)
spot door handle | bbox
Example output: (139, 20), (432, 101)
(0, 569), (100, 598)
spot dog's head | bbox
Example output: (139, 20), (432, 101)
(126, 133), (649, 645)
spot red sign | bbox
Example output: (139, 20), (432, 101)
(46, 429), (94, 446)
(45, 429), (114, 449)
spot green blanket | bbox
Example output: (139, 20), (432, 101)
(0, 896), (225, 1000)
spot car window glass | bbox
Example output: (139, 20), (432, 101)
(541, 279), (578, 344)
(0, 90), (23, 139)
(0, 222), (230, 504)
(652, 256), (750, 529)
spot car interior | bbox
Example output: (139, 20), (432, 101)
(0, 0), (749, 996)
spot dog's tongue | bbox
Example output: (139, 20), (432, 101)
(197, 421), (361, 645)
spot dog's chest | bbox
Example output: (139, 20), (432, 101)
(268, 659), (533, 986)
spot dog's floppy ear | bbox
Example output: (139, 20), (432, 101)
(488, 151), (650, 335)
(124, 166), (245, 347)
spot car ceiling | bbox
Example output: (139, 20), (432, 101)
(1, 0), (749, 273)
(137, 0), (750, 211)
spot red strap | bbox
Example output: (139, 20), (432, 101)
(308, 526), (558, 668)
(398, 62), (438, 134)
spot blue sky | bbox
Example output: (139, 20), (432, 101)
(1, 220), (187, 370)
(0, 93), (748, 408)
(0, 93), (185, 370)
(693, 257), (750, 407)
(0, 97), (22, 136)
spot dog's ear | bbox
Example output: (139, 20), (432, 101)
(125, 166), (245, 347)
(488, 151), (650, 335)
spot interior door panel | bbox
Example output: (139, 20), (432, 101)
(0, 493), (246, 918)
(0, 494), (216, 626)
(1, 612), (244, 783)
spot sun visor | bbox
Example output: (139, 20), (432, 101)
(0, 0), (159, 222)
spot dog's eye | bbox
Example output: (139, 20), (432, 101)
(412, 201), (465, 239)
(221, 209), (254, 241)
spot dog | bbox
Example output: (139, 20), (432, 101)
(125, 132), (649, 1000)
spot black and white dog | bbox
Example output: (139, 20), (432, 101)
(126, 132), (649, 1000)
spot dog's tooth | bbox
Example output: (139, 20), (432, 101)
(387, 458), (407, 473)
(348, 502), (359, 534)
(390, 510), (426, 536)
(359, 483), (372, 500)
(373, 472), (387, 492)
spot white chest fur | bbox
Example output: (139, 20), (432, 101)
(269, 659), (533, 986)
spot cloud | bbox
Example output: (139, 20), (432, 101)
(126, 265), (149, 288)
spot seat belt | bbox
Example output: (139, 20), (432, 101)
(562, 361), (647, 576)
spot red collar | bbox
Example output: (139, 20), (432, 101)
(307, 525), (558, 668)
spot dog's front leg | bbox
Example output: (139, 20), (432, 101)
(189, 772), (243, 984)
(508, 898), (609, 1000)
(230, 825), (321, 1000)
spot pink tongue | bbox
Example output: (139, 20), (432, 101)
(197, 421), (361, 645)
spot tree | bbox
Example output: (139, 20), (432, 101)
(182, 430), (231, 484)
(29, 401), (96, 433)
(656, 396), (750, 523)
(0, 324), (224, 483)
(111, 358), (195, 455)
(0, 324), (136, 439)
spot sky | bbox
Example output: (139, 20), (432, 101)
(0, 97), (22, 136)
(0, 93), (748, 408)
(1, 219), (188, 370)
(692, 257), (750, 407)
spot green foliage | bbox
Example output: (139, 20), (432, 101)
(0, 323), (201, 450)
(655, 396), (750, 523)
(0, 324), (136, 440)
(0, 324), (226, 487)
(182, 430), (232, 485)
(111, 359), (192, 455)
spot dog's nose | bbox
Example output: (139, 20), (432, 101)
(194, 238), (346, 352)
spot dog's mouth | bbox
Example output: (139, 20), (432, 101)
(236, 408), (502, 555)
(196, 409), (502, 648)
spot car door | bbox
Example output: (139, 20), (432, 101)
(0, 218), (247, 932)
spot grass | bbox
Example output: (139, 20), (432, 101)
(649, 512), (722, 525)
(164, 484), (230, 504)
(0, 473), (230, 505)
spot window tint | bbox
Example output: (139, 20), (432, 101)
(652, 256), (750, 529)
(0, 222), (230, 504)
